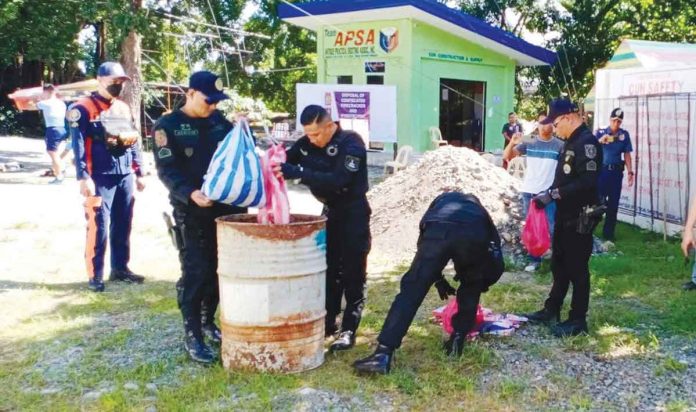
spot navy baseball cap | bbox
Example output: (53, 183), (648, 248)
(539, 98), (579, 125)
(610, 108), (624, 120)
(97, 62), (130, 80)
(188, 71), (229, 104)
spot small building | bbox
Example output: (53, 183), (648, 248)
(279, 0), (555, 153)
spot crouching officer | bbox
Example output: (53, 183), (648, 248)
(273, 105), (371, 353)
(525, 98), (603, 337)
(69, 62), (146, 293)
(353, 191), (504, 375)
(595, 108), (634, 241)
(154, 71), (246, 364)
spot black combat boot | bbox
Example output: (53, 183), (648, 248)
(444, 332), (467, 357)
(88, 278), (105, 293)
(329, 331), (356, 352)
(109, 268), (145, 284)
(201, 307), (222, 345)
(353, 344), (394, 375)
(523, 307), (560, 324)
(183, 319), (215, 364)
(551, 318), (588, 337)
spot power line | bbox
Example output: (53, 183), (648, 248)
(157, 11), (271, 40)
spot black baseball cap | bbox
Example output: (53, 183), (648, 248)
(610, 108), (624, 120)
(539, 98), (579, 125)
(188, 71), (229, 104)
(97, 62), (130, 81)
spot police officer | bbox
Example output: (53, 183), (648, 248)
(273, 105), (371, 353)
(68, 62), (146, 293)
(595, 108), (634, 241)
(352, 191), (504, 375)
(154, 71), (245, 364)
(525, 98), (603, 337)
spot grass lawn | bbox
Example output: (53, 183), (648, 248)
(1, 222), (694, 411)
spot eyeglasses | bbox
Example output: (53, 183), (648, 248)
(552, 115), (566, 128)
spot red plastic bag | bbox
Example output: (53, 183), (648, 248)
(257, 145), (290, 224)
(522, 202), (550, 258)
(434, 299), (484, 335)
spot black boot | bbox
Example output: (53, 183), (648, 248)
(201, 306), (222, 345)
(523, 307), (560, 324)
(444, 332), (467, 357)
(183, 319), (215, 364)
(329, 331), (356, 352)
(88, 278), (105, 293)
(353, 344), (394, 375)
(109, 268), (145, 284)
(551, 318), (588, 337)
(683, 281), (696, 291)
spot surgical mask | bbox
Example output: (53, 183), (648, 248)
(106, 83), (123, 98)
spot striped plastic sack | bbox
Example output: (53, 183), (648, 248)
(257, 144), (290, 225)
(202, 120), (265, 207)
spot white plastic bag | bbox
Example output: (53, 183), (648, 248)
(202, 120), (265, 207)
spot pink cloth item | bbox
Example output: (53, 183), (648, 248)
(257, 145), (290, 225)
(432, 301), (528, 339)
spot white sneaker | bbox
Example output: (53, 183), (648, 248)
(524, 264), (539, 272)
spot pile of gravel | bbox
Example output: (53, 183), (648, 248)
(367, 146), (525, 269)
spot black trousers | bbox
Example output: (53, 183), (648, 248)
(325, 203), (371, 334)
(545, 218), (594, 320)
(378, 222), (502, 349)
(173, 203), (245, 336)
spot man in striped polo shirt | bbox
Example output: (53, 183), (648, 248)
(504, 112), (564, 271)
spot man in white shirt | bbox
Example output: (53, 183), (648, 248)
(36, 84), (68, 183)
(504, 112), (564, 271)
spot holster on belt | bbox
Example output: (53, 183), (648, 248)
(576, 204), (607, 234)
(162, 212), (185, 250)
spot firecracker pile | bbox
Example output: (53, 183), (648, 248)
(367, 146), (526, 270)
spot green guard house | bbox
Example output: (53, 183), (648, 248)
(279, 0), (556, 153)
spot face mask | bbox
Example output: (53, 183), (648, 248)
(106, 83), (123, 98)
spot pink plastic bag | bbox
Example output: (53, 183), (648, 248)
(257, 145), (290, 224)
(433, 299), (484, 335)
(521, 202), (550, 258)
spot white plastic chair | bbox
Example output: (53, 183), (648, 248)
(384, 145), (413, 174)
(429, 127), (448, 149)
(508, 156), (526, 179)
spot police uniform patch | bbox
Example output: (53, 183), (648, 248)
(345, 155), (360, 172)
(586, 160), (597, 171)
(326, 145), (338, 157)
(215, 78), (223, 91)
(585, 144), (597, 159)
(157, 147), (172, 159)
(619, 133), (625, 141)
(68, 108), (81, 122)
(154, 129), (167, 147)
(185, 147), (194, 157)
(563, 163), (572, 174)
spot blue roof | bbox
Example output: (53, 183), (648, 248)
(278, 0), (556, 66)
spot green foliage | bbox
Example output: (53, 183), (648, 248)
(0, 105), (21, 135)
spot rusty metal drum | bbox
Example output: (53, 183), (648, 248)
(216, 214), (327, 373)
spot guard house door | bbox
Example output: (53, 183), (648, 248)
(439, 79), (485, 151)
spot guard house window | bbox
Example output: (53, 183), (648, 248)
(367, 75), (384, 85)
(337, 76), (352, 84)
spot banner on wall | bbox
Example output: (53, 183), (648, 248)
(296, 83), (397, 144)
(594, 67), (696, 235)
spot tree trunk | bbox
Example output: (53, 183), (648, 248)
(121, 30), (143, 133)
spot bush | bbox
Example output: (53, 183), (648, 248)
(0, 105), (21, 135)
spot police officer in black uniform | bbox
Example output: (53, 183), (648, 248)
(273, 105), (371, 353)
(524, 98), (603, 337)
(352, 191), (504, 375)
(154, 71), (246, 364)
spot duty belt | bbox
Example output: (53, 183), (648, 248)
(603, 162), (624, 171)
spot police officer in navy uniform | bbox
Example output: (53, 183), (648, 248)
(273, 105), (371, 353)
(69, 62), (146, 293)
(154, 71), (246, 364)
(595, 108), (634, 241)
(353, 191), (504, 375)
(525, 98), (603, 337)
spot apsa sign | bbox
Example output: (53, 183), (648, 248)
(324, 27), (400, 58)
